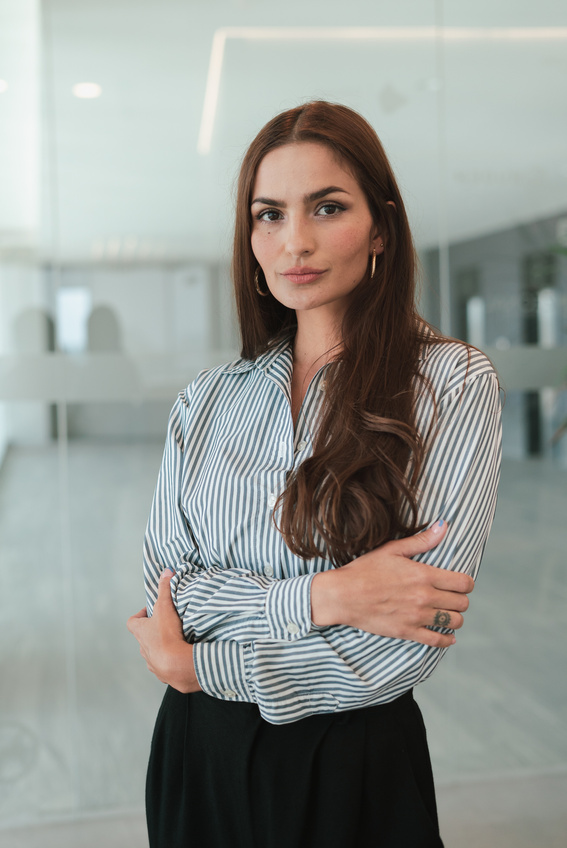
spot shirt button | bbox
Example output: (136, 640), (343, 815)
(296, 440), (307, 451)
(264, 564), (274, 577)
(319, 380), (327, 392)
(286, 622), (300, 635)
(223, 689), (237, 699)
(267, 493), (277, 508)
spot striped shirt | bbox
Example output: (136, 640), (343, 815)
(144, 336), (502, 725)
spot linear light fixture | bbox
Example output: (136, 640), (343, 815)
(197, 26), (567, 155)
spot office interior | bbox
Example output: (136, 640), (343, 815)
(0, 1), (566, 846)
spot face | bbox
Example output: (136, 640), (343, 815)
(250, 142), (382, 325)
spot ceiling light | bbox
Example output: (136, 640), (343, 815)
(0, 80), (8, 94)
(198, 26), (567, 155)
(72, 82), (102, 99)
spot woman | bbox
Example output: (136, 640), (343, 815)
(128, 101), (501, 847)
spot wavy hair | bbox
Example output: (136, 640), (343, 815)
(232, 101), (437, 566)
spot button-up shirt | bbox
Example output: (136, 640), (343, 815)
(144, 336), (502, 724)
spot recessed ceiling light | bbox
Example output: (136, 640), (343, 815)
(0, 80), (8, 94)
(72, 82), (102, 99)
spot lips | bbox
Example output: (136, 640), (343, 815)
(282, 266), (326, 284)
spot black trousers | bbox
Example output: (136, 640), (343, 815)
(146, 687), (444, 848)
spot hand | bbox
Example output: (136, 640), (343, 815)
(127, 569), (201, 693)
(311, 521), (474, 648)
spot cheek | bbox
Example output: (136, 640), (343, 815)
(251, 230), (275, 265)
(331, 226), (371, 265)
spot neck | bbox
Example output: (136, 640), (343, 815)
(293, 309), (342, 372)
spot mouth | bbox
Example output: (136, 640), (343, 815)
(281, 266), (326, 285)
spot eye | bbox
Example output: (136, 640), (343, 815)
(316, 202), (344, 217)
(255, 208), (282, 222)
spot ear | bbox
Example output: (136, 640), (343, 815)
(370, 228), (385, 255)
(371, 201), (396, 254)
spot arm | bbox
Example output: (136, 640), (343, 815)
(192, 366), (501, 722)
(138, 361), (500, 721)
(145, 391), (471, 648)
(128, 569), (200, 694)
(143, 391), (318, 652)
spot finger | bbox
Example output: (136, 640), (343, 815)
(430, 569), (475, 595)
(412, 628), (456, 649)
(431, 610), (464, 630)
(126, 609), (147, 635)
(427, 586), (471, 613)
(154, 569), (174, 607)
(387, 519), (448, 559)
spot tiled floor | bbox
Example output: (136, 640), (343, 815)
(0, 444), (566, 845)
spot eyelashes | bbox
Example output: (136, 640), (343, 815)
(253, 202), (346, 222)
(255, 208), (282, 222)
(316, 202), (346, 216)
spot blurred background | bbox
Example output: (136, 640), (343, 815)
(1, 1), (566, 846)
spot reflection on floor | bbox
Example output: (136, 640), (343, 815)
(0, 445), (566, 846)
(2, 772), (567, 848)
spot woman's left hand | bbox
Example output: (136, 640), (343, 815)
(127, 569), (201, 694)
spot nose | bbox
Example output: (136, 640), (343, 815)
(284, 214), (315, 258)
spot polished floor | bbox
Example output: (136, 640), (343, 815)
(0, 443), (566, 846)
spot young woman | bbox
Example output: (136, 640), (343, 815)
(128, 101), (501, 848)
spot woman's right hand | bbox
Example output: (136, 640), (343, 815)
(310, 521), (474, 648)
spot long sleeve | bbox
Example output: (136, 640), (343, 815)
(143, 390), (314, 650)
(144, 343), (502, 724)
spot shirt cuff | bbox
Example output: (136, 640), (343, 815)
(193, 640), (255, 702)
(265, 572), (315, 641)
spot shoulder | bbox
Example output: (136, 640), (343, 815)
(177, 356), (254, 405)
(176, 335), (293, 411)
(419, 339), (498, 399)
(167, 355), (258, 442)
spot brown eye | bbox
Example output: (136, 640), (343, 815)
(256, 209), (282, 222)
(317, 203), (344, 216)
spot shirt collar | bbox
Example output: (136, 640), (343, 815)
(417, 323), (436, 361)
(221, 335), (293, 376)
(221, 323), (433, 375)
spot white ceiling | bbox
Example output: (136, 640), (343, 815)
(1, 0), (567, 261)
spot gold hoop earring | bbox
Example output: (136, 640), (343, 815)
(254, 267), (269, 296)
(370, 249), (377, 279)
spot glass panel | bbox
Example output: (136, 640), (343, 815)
(417, 1), (567, 809)
(1, 0), (566, 843)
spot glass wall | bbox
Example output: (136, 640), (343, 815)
(1, 0), (566, 844)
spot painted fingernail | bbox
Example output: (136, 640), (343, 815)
(431, 519), (445, 534)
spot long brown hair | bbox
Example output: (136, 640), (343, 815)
(233, 101), (436, 566)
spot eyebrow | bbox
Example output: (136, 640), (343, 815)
(251, 185), (350, 207)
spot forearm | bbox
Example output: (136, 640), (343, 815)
(152, 561), (317, 645)
(158, 641), (201, 694)
(193, 626), (444, 723)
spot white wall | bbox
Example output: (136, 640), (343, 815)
(0, 0), (40, 244)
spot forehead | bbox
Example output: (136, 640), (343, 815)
(252, 142), (361, 198)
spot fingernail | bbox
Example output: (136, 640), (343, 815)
(160, 568), (173, 580)
(431, 519), (445, 534)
